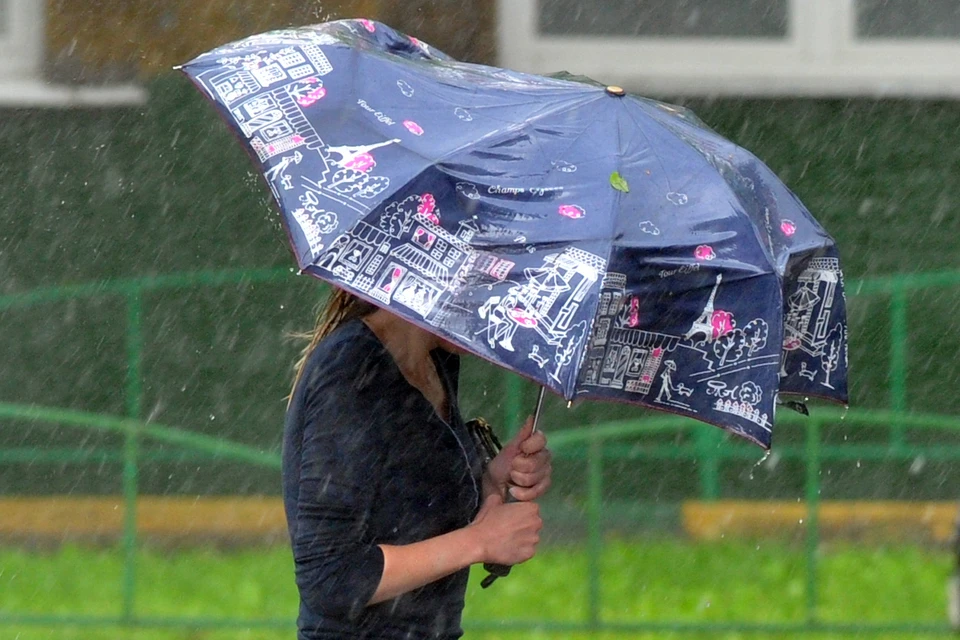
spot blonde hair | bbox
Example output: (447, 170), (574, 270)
(289, 287), (377, 403)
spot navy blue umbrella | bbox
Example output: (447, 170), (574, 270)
(180, 19), (848, 449)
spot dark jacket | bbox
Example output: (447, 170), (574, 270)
(282, 319), (483, 639)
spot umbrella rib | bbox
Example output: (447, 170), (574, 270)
(622, 101), (782, 273)
(432, 92), (608, 170)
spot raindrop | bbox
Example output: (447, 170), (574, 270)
(799, 518), (804, 524)
(209, 414), (216, 421)
(856, 460), (861, 468)
(909, 456), (926, 475)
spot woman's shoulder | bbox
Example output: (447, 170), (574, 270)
(301, 319), (392, 396)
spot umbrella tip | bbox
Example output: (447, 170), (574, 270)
(605, 85), (626, 97)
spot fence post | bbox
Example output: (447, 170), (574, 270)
(503, 374), (524, 439)
(696, 426), (723, 501)
(122, 288), (143, 622)
(804, 418), (821, 626)
(889, 286), (908, 447)
(586, 434), (603, 628)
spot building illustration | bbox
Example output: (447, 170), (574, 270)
(579, 272), (679, 395)
(313, 192), (515, 332)
(783, 257), (841, 356)
(478, 247), (605, 353)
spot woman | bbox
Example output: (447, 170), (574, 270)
(283, 288), (553, 639)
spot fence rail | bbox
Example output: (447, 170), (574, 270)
(1, 267), (959, 635)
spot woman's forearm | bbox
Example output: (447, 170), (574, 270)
(370, 527), (484, 604)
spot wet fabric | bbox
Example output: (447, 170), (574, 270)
(182, 19), (848, 449)
(282, 319), (483, 639)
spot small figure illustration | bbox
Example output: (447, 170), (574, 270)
(264, 151), (303, 187)
(528, 345), (548, 368)
(656, 360), (693, 405)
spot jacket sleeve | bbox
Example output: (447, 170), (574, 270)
(291, 364), (387, 620)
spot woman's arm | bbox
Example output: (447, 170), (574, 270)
(371, 493), (542, 604)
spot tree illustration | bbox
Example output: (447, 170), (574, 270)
(742, 318), (769, 355)
(713, 328), (744, 367)
(378, 195), (419, 237)
(820, 323), (843, 390)
(327, 168), (366, 194)
(737, 381), (762, 406)
(356, 175), (390, 199)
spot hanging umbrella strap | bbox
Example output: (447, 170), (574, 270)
(478, 386), (547, 588)
(465, 417), (513, 588)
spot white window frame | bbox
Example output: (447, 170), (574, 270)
(0, 0), (43, 79)
(0, 0), (144, 107)
(497, 0), (960, 97)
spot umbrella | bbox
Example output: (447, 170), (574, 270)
(179, 19), (848, 449)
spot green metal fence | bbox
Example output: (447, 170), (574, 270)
(1, 267), (959, 635)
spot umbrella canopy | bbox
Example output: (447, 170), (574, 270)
(180, 19), (848, 449)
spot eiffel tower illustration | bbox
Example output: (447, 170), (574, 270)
(684, 274), (723, 342)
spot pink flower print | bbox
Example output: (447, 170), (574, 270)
(345, 152), (376, 172)
(652, 347), (663, 358)
(291, 135), (304, 144)
(359, 19), (376, 32)
(418, 193), (436, 215)
(403, 120), (424, 136)
(510, 308), (538, 327)
(418, 193), (440, 223)
(296, 86), (326, 108)
(558, 204), (585, 219)
(711, 310), (735, 340)
(694, 245), (716, 261)
(780, 220), (797, 236)
(627, 297), (640, 327)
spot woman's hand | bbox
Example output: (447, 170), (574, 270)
(484, 416), (553, 502)
(468, 493), (542, 566)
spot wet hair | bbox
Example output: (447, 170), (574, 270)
(289, 287), (377, 403)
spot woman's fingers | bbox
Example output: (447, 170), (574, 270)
(510, 449), (551, 475)
(510, 454), (551, 488)
(508, 476), (552, 502)
(518, 431), (547, 455)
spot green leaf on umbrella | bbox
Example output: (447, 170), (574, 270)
(610, 171), (630, 193)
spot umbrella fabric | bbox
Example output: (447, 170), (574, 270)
(180, 19), (848, 448)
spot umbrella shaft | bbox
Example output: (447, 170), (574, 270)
(531, 386), (546, 434)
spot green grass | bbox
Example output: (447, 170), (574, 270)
(0, 538), (951, 639)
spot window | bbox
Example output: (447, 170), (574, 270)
(856, 0), (960, 39)
(537, 0), (790, 38)
(498, 0), (960, 96)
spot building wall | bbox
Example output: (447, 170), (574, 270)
(44, 0), (495, 83)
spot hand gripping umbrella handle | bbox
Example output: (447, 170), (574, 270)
(480, 386), (546, 589)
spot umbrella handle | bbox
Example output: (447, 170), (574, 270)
(480, 385), (546, 589)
